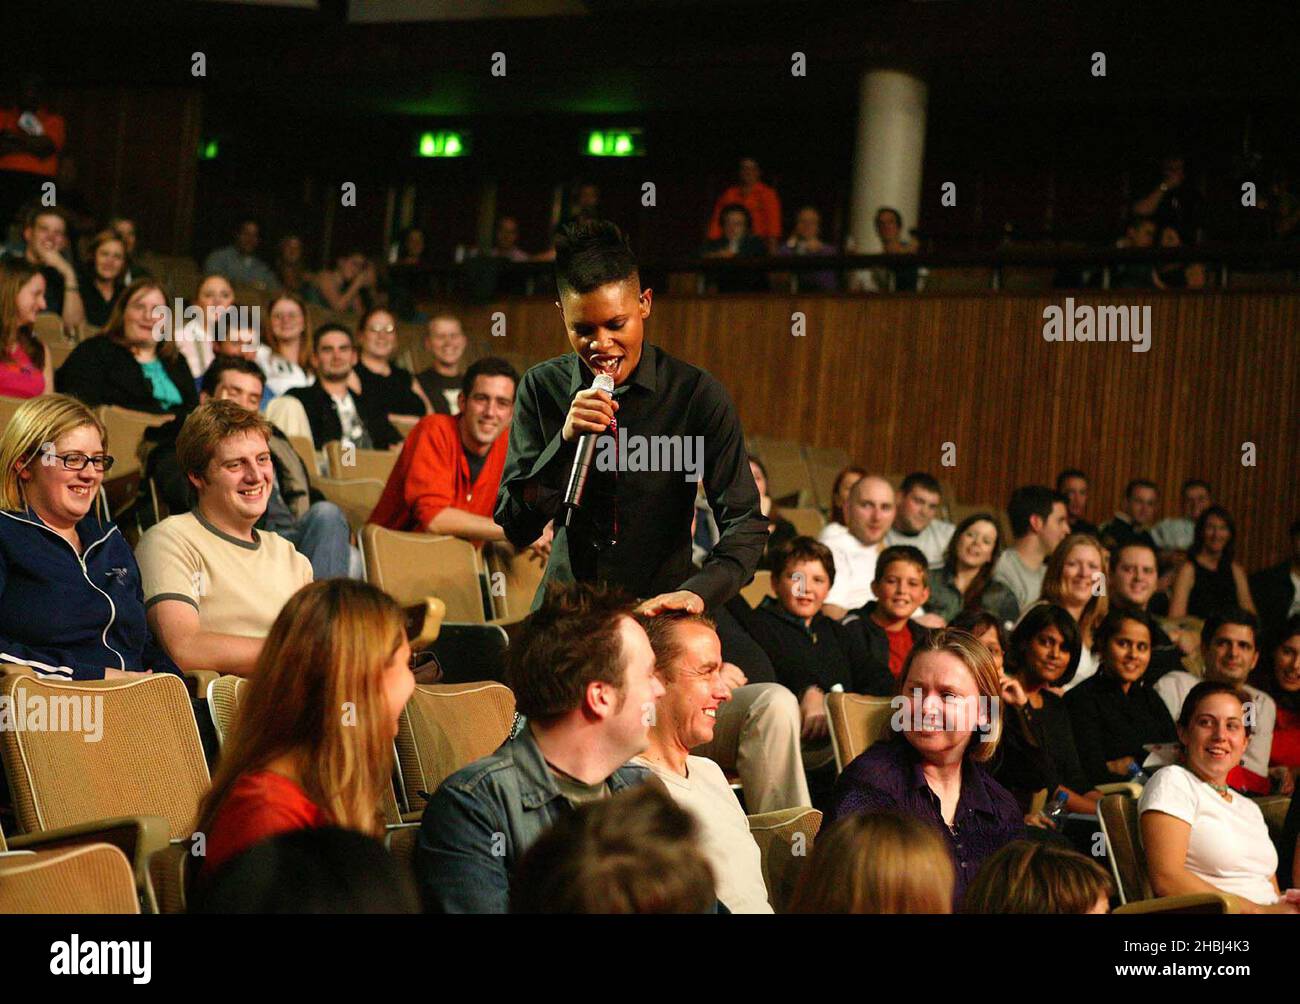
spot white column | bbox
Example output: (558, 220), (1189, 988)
(849, 69), (928, 253)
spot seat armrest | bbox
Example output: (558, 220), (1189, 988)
(1096, 782), (1144, 799)
(9, 815), (172, 912)
(1114, 893), (1241, 915)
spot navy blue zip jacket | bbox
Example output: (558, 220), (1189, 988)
(0, 505), (180, 680)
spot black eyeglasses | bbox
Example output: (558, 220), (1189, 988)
(44, 452), (116, 472)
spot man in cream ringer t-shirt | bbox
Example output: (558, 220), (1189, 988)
(634, 610), (773, 914)
(139, 401), (312, 677)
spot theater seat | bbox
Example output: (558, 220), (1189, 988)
(826, 692), (895, 773)
(0, 842), (140, 914)
(315, 476), (385, 532)
(206, 675), (247, 749)
(781, 506), (826, 538)
(482, 543), (545, 621)
(96, 405), (174, 481)
(746, 807), (822, 913)
(326, 440), (399, 482)
(394, 682), (517, 822)
(740, 570), (772, 608)
(1113, 892), (1240, 915)
(0, 673), (209, 912)
(363, 525), (491, 621)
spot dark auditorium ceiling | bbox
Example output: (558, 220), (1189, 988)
(10, 0), (1300, 117)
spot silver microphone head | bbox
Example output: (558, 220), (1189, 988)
(593, 373), (615, 393)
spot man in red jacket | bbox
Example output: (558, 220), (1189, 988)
(369, 357), (549, 554)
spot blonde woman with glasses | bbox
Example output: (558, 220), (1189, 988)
(0, 393), (171, 679)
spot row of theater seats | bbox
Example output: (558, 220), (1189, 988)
(0, 667), (822, 914)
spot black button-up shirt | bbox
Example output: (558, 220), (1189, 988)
(495, 343), (767, 608)
(829, 737), (1024, 907)
(1065, 670), (1178, 789)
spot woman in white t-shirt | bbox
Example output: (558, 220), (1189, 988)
(256, 292), (313, 398)
(177, 273), (233, 378)
(1140, 681), (1299, 913)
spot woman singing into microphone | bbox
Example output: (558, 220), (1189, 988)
(495, 220), (767, 615)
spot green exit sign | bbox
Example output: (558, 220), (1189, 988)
(584, 129), (644, 157)
(198, 139), (219, 160)
(416, 131), (469, 158)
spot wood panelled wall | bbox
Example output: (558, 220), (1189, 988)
(428, 291), (1299, 572)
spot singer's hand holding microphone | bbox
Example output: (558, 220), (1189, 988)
(562, 377), (618, 442)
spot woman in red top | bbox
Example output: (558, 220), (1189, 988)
(1256, 615), (1300, 779)
(193, 579), (416, 878)
(0, 258), (54, 398)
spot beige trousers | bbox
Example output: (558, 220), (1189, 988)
(694, 683), (811, 813)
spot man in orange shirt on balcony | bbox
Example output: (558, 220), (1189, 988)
(369, 356), (550, 555)
(705, 156), (783, 253)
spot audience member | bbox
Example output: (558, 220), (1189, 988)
(706, 157), (783, 253)
(510, 785), (715, 914)
(1054, 468), (1096, 536)
(177, 273), (235, 379)
(1249, 616), (1300, 782)
(369, 357), (521, 542)
(415, 313), (468, 414)
(1001, 604), (1099, 815)
(1023, 532), (1109, 690)
(828, 465), (866, 526)
(415, 583), (660, 913)
(858, 207), (920, 292)
(195, 826), (420, 914)
(1097, 478), (1160, 555)
(0, 76), (66, 227)
(746, 537), (877, 748)
(390, 226), (427, 267)
(273, 234), (314, 297)
(257, 292), (313, 397)
(1249, 518), (1300, 654)
(818, 473), (896, 618)
(56, 278), (197, 415)
(479, 216), (530, 262)
(701, 204), (768, 292)
(1151, 223), (1190, 290)
(107, 216), (148, 284)
(315, 249), (376, 314)
(963, 840), (1112, 914)
(1139, 682), (1295, 913)
(1109, 541), (1196, 682)
(77, 229), (126, 328)
(1132, 154), (1201, 241)
(0, 394), (172, 679)
(634, 611), (774, 913)
(0, 257), (52, 397)
(1153, 610), (1278, 795)
(354, 306), (430, 421)
(884, 472), (955, 568)
(992, 485), (1070, 616)
(201, 357), (354, 580)
(842, 545), (935, 686)
(9, 206), (82, 325)
(778, 205), (837, 291)
(924, 512), (1018, 625)
(287, 324), (401, 451)
(788, 811), (955, 914)
(1152, 478), (1212, 572)
(749, 454), (795, 569)
(192, 580), (413, 879)
(203, 218), (278, 289)
(949, 608), (1007, 673)
(1066, 608), (1178, 788)
(1168, 505), (1256, 619)
(829, 629), (1022, 906)
(137, 401), (313, 677)
(1112, 214), (1158, 289)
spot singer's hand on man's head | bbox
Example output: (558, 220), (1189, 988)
(562, 386), (618, 442)
(635, 590), (705, 617)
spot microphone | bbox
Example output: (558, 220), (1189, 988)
(561, 372), (615, 524)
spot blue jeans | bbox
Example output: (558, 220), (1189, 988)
(276, 501), (356, 580)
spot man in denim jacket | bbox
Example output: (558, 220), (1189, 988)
(415, 582), (664, 913)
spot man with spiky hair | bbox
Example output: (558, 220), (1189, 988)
(495, 219), (766, 617)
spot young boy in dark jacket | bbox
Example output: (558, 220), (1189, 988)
(841, 545), (934, 688)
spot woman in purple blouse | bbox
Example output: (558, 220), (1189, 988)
(829, 628), (1024, 906)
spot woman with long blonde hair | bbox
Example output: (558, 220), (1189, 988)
(0, 257), (53, 398)
(194, 579), (415, 879)
(1025, 532), (1109, 690)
